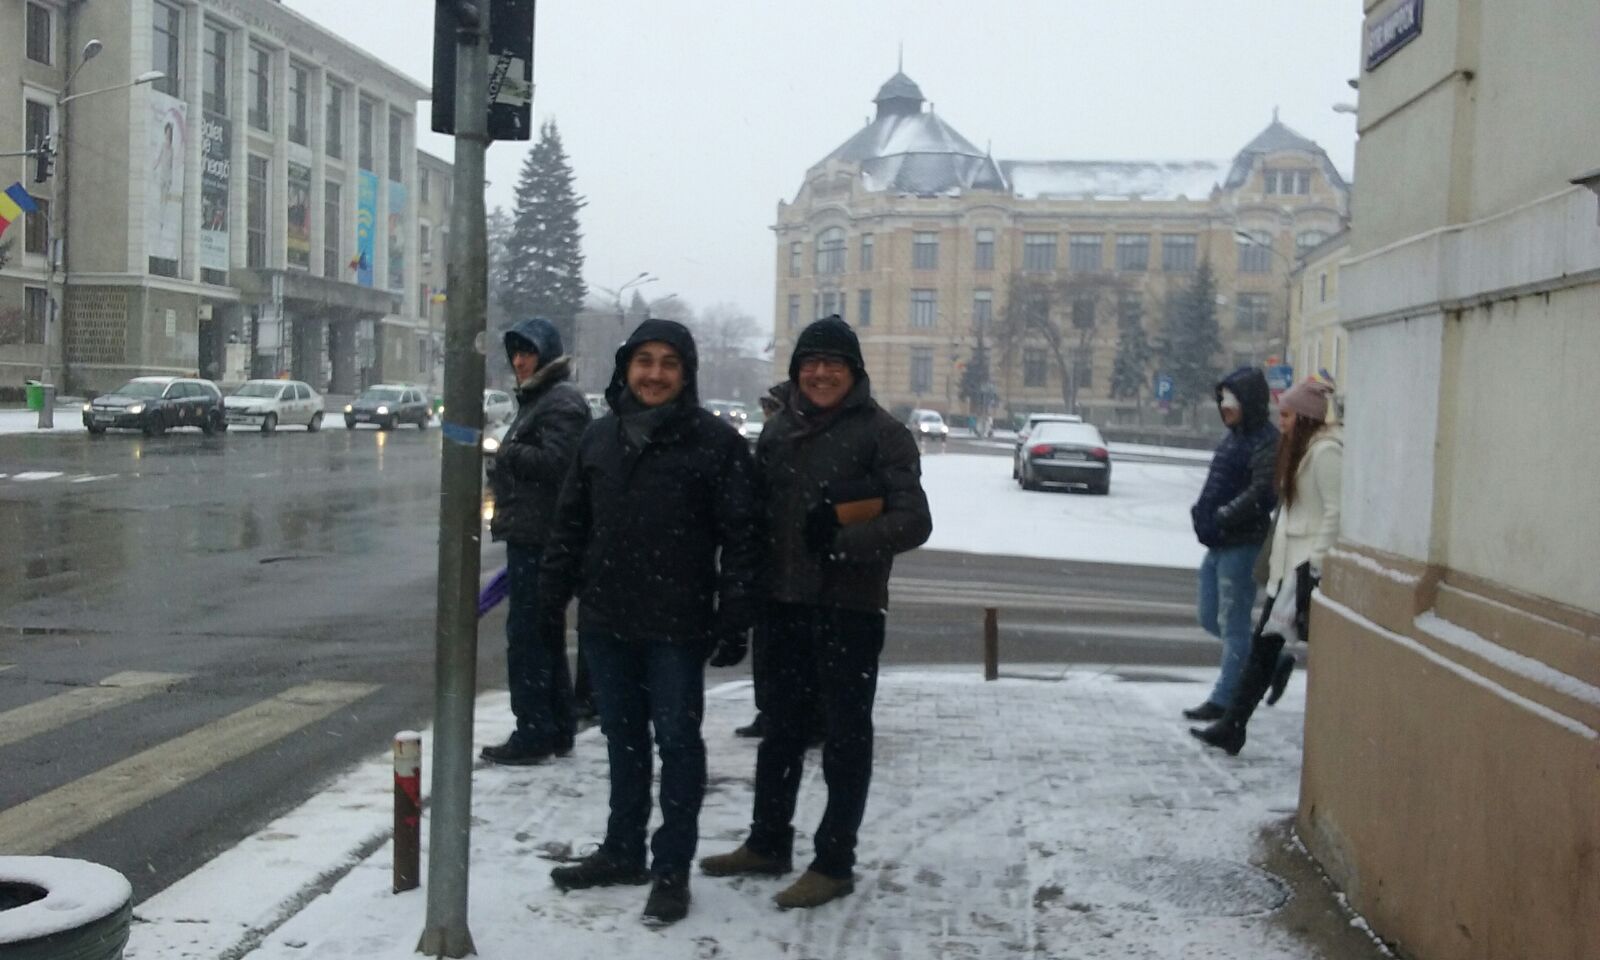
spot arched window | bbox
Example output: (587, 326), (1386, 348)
(1297, 230), (1330, 253)
(815, 227), (846, 275)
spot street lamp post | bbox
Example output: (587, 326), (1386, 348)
(1234, 229), (1297, 365)
(596, 271), (656, 334)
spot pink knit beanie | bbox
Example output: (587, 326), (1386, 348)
(1279, 378), (1334, 422)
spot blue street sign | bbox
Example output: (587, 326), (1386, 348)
(1154, 374), (1174, 403)
(1266, 364), (1294, 392)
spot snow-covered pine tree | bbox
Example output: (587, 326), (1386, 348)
(499, 121), (587, 350)
(1161, 260), (1222, 406)
(1110, 297), (1153, 400)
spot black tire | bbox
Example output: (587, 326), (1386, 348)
(1021, 465), (1040, 492)
(380, 417), (395, 431)
(261, 412), (277, 434)
(1092, 481), (1110, 496)
(86, 424), (105, 436)
(417, 413), (428, 429)
(142, 416), (164, 437)
(307, 412), (323, 432)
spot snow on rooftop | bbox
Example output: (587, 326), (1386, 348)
(1003, 159), (1228, 201)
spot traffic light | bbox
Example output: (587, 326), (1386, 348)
(32, 143), (54, 184)
(432, 0), (534, 141)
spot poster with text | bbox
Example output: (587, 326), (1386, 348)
(387, 181), (406, 292)
(356, 170), (378, 287)
(199, 112), (231, 272)
(147, 92), (188, 264)
(287, 162), (312, 270)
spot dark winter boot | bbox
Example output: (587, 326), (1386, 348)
(699, 843), (792, 877)
(480, 733), (568, 766)
(734, 713), (766, 739)
(773, 869), (854, 910)
(550, 849), (650, 891)
(1182, 701), (1226, 721)
(1190, 718), (1247, 756)
(1265, 654), (1295, 707)
(641, 873), (691, 926)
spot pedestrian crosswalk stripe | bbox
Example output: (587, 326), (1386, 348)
(0, 681), (378, 856)
(0, 671), (189, 750)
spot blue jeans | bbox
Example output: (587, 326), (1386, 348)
(505, 542), (574, 750)
(1197, 543), (1262, 708)
(581, 632), (706, 877)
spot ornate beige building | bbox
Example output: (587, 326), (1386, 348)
(773, 72), (1349, 419)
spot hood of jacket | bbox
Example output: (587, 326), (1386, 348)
(1215, 366), (1272, 433)
(504, 317), (564, 371)
(604, 318), (700, 413)
(516, 354), (574, 400)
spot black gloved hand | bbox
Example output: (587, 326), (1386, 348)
(803, 497), (839, 556)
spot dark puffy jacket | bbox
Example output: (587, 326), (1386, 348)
(487, 318), (590, 546)
(757, 378), (932, 613)
(540, 319), (761, 646)
(1191, 366), (1279, 548)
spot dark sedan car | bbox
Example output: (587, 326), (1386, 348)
(83, 376), (226, 436)
(343, 384), (431, 430)
(1017, 421), (1112, 494)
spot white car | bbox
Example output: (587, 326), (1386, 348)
(908, 409), (949, 442)
(1013, 413), (1085, 477)
(225, 379), (325, 433)
(484, 389), (515, 425)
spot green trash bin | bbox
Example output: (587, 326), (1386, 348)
(24, 380), (43, 411)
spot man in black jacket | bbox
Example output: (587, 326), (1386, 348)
(1184, 366), (1279, 721)
(540, 319), (760, 926)
(482, 317), (591, 765)
(700, 316), (933, 910)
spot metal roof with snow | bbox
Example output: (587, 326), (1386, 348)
(1225, 116), (1349, 190)
(1001, 160), (1228, 202)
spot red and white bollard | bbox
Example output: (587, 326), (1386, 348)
(393, 731), (422, 893)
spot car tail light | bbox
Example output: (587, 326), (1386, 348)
(1029, 444), (1054, 457)
(1090, 447), (1108, 459)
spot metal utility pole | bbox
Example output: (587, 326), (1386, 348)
(418, 2), (490, 956)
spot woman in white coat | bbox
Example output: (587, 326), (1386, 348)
(1191, 378), (1342, 755)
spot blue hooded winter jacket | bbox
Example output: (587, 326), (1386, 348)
(1190, 366), (1279, 549)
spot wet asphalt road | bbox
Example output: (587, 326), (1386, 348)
(0, 425), (1208, 901)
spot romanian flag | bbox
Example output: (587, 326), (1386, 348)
(0, 182), (39, 237)
(348, 252), (368, 272)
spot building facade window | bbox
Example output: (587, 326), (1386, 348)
(815, 227), (845, 275)
(973, 289), (993, 331)
(1265, 169), (1312, 195)
(388, 110), (405, 181)
(1235, 292), (1270, 332)
(419, 170), (430, 204)
(1319, 272), (1329, 302)
(910, 348), (933, 394)
(326, 84), (344, 158)
(1069, 233), (1104, 272)
(25, 100), (50, 155)
(974, 228), (995, 270)
(1115, 234), (1150, 272)
(859, 233), (874, 271)
(1237, 232), (1273, 273)
(787, 294), (800, 327)
(858, 289), (872, 327)
(324, 180), (341, 277)
(1023, 348), (1048, 387)
(1074, 356), (1093, 389)
(152, 2), (181, 97)
(1023, 233), (1057, 272)
(818, 290), (842, 321)
(289, 65), (309, 145)
(912, 231), (939, 270)
(203, 25), (228, 115)
(24, 199), (49, 255)
(247, 155), (269, 268)
(1071, 295), (1096, 329)
(23, 287), (48, 343)
(419, 223), (432, 263)
(1161, 234), (1197, 272)
(358, 98), (375, 171)
(1118, 290), (1143, 327)
(249, 46), (271, 132)
(26, 2), (51, 64)
(788, 241), (802, 277)
(910, 289), (937, 328)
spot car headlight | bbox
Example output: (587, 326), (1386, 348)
(438, 405), (445, 415)
(376, 405), (389, 415)
(482, 436), (500, 454)
(127, 403), (145, 415)
(82, 402), (92, 413)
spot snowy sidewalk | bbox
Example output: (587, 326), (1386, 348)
(128, 669), (1387, 960)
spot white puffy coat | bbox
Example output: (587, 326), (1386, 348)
(1266, 426), (1343, 596)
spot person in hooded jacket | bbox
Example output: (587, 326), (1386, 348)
(1185, 366), (1280, 722)
(700, 316), (933, 911)
(1193, 377), (1342, 755)
(481, 317), (591, 765)
(539, 319), (760, 926)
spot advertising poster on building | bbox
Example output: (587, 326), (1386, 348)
(355, 170), (378, 287)
(146, 91), (188, 264)
(199, 112), (231, 272)
(387, 181), (406, 291)
(287, 162), (312, 270)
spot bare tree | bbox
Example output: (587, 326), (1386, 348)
(998, 271), (1128, 414)
(691, 302), (761, 401)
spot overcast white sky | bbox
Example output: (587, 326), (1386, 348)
(283, 1), (1363, 334)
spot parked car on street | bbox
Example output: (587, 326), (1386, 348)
(1013, 412), (1086, 478)
(83, 376), (226, 436)
(343, 385), (432, 430)
(585, 393), (607, 420)
(1017, 421), (1112, 494)
(225, 380), (324, 433)
(908, 409), (949, 443)
(483, 389), (515, 425)
(705, 399), (748, 425)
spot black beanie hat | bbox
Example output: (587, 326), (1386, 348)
(789, 315), (865, 381)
